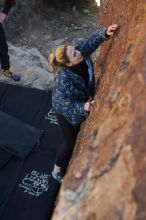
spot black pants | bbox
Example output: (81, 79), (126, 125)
(0, 23), (10, 70)
(55, 113), (80, 169)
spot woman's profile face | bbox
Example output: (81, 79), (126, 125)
(66, 46), (84, 66)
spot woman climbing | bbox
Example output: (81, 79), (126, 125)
(49, 24), (117, 183)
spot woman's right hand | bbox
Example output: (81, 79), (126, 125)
(106, 24), (118, 36)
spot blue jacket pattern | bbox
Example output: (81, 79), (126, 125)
(52, 28), (110, 125)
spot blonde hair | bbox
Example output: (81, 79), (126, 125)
(49, 45), (69, 73)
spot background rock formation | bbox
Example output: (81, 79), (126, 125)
(52, 0), (146, 219)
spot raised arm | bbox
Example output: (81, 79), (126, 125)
(75, 24), (117, 57)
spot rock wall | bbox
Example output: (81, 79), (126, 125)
(52, 0), (146, 219)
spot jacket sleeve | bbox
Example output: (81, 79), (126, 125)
(75, 28), (110, 57)
(58, 75), (88, 117)
(2, 0), (14, 14)
(64, 99), (88, 117)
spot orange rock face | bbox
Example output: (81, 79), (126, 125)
(52, 0), (146, 219)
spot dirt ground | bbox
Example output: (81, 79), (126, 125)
(9, 7), (99, 52)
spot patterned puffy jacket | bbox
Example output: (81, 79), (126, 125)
(52, 28), (110, 125)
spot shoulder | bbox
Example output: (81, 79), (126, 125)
(54, 69), (75, 89)
(56, 69), (76, 82)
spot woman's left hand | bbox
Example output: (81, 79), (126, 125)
(106, 24), (118, 36)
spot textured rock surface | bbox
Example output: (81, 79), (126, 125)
(52, 0), (146, 219)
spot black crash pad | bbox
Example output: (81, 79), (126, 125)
(0, 83), (63, 220)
